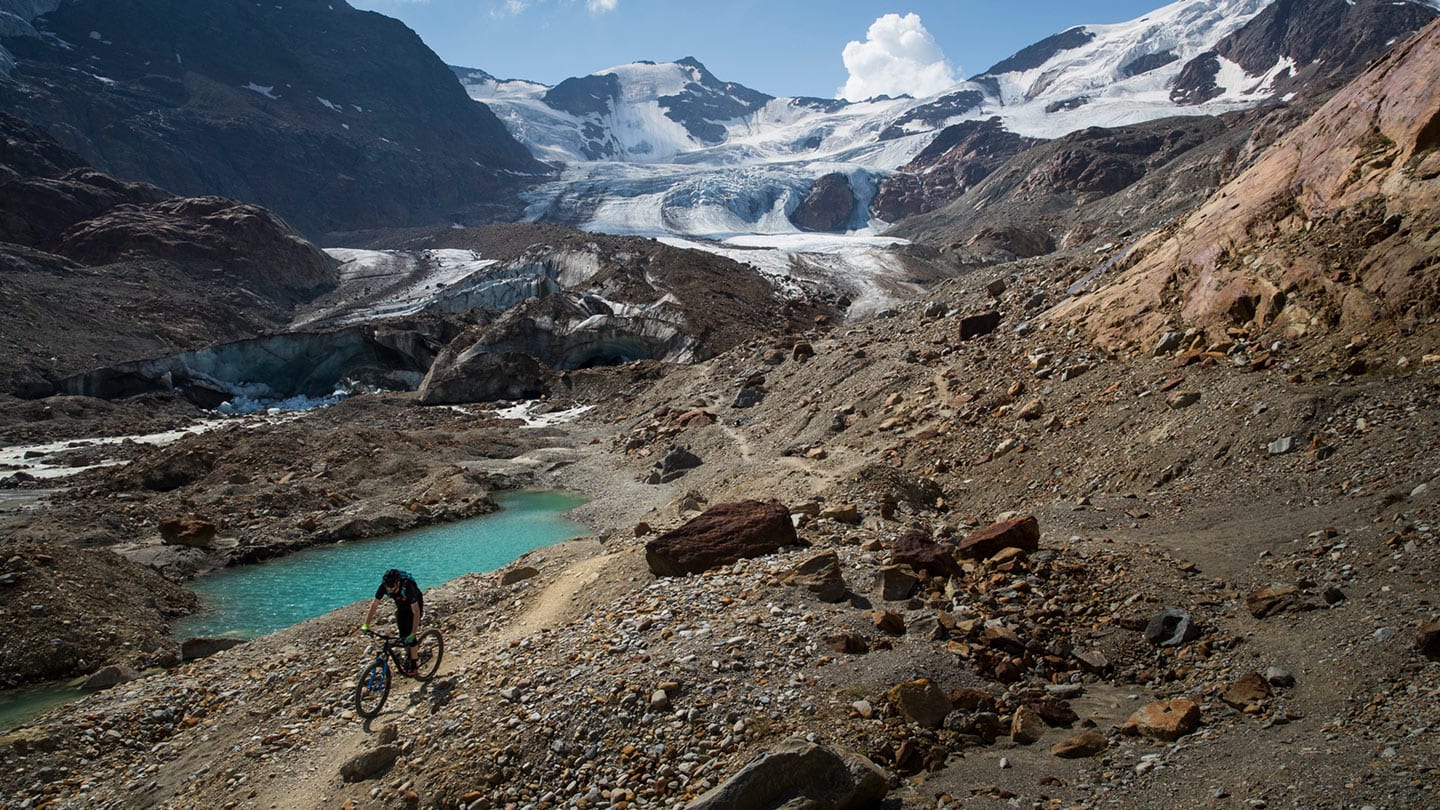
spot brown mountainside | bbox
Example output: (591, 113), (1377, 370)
(1053, 18), (1440, 351)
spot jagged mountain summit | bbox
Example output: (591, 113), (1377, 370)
(0, 0), (547, 240)
(460, 0), (1438, 239)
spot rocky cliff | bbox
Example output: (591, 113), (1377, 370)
(1054, 17), (1440, 351)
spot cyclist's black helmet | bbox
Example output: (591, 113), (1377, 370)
(382, 568), (401, 587)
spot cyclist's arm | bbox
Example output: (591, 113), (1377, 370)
(363, 598), (382, 628)
(409, 601), (422, 632)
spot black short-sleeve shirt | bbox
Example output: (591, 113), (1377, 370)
(375, 574), (422, 606)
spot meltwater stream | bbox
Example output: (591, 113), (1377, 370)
(177, 489), (590, 639)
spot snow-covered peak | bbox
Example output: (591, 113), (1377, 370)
(593, 59), (701, 101)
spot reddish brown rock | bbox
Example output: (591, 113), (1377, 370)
(956, 515), (1039, 559)
(1051, 731), (1107, 758)
(1246, 584), (1315, 618)
(1122, 699), (1202, 741)
(879, 565), (918, 601)
(644, 500), (796, 577)
(958, 310), (1003, 340)
(159, 517), (217, 548)
(1010, 705), (1046, 744)
(886, 679), (951, 729)
(785, 550), (848, 602)
(1418, 621), (1440, 660)
(948, 688), (996, 712)
(889, 529), (963, 578)
(824, 633), (870, 654)
(981, 624), (1025, 654)
(871, 610), (906, 635)
(1222, 671), (1273, 710)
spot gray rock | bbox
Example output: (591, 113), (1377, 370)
(1264, 667), (1296, 687)
(417, 342), (545, 405)
(499, 565), (540, 586)
(733, 386), (765, 409)
(878, 565), (918, 601)
(660, 446), (703, 476)
(81, 664), (140, 690)
(180, 636), (245, 661)
(1268, 436), (1298, 455)
(1153, 331), (1184, 356)
(1143, 608), (1199, 646)
(686, 738), (887, 810)
(340, 745), (401, 782)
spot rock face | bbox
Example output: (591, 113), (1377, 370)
(790, 173), (856, 232)
(0, 115), (351, 398)
(872, 118), (1041, 222)
(0, 0), (546, 239)
(1170, 0), (1438, 105)
(1055, 18), (1440, 350)
(54, 197), (336, 306)
(418, 338), (547, 405)
(645, 500), (796, 577)
(890, 114), (1241, 263)
(686, 738), (888, 810)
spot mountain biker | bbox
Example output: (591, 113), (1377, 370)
(362, 568), (424, 675)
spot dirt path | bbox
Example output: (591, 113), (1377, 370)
(491, 552), (624, 645)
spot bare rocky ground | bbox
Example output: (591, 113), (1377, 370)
(0, 254), (1437, 809)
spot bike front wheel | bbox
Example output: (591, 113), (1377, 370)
(354, 659), (390, 718)
(412, 629), (444, 681)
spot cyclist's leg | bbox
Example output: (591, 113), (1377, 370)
(396, 606), (417, 671)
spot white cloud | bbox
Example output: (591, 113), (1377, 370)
(839, 13), (957, 101)
(586, 0), (617, 11)
(489, 0), (529, 16)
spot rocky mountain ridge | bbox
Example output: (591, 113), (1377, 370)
(0, 0), (546, 241)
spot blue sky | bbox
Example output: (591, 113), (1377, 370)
(351, 0), (1171, 99)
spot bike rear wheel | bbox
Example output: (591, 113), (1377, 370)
(412, 629), (444, 681)
(354, 659), (390, 718)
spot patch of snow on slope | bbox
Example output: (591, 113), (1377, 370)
(660, 233), (918, 319)
(298, 249), (499, 327)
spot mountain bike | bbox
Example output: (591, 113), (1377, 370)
(354, 628), (444, 719)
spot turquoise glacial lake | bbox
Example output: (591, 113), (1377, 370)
(177, 489), (591, 639)
(1, 490), (590, 733)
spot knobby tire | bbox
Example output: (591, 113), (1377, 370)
(354, 659), (390, 719)
(413, 629), (444, 681)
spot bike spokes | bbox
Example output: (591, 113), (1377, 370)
(353, 659), (390, 719)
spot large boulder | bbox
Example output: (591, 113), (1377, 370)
(956, 515), (1040, 559)
(645, 500), (796, 577)
(418, 331), (546, 405)
(686, 737), (888, 810)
